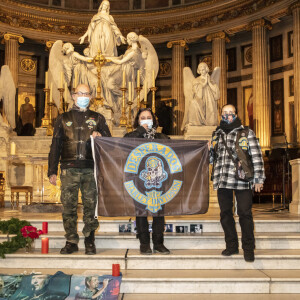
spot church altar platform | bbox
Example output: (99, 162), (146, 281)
(1, 205), (300, 296)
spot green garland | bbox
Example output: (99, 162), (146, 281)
(0, 218), (31, 258)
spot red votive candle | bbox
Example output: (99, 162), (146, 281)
(112, 264), (120, 276)
(41, 238), (49, 254)
(42, 222), (48, 234)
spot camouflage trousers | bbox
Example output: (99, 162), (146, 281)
(60, 168), (99, 244)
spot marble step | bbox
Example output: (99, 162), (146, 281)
(121, 294), (300, 300)
(2, 231), (300, 250)
(2, 268), (300, 296)
(119, 269), (300, 294)
(2, 249), (126, 270)
(22, 219), (300, 233)
(3, 248), (300, 270)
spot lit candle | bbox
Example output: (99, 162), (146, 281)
(122, 71), (126, 88)
(45, 71), (48, 89)
(10, 142), (16, 155)
(128, 81), (131, 102)
(152, 70), (155, 87)
(64, 82), (68, 101)
(144, 81), (147, 102)
(60, 72), (63, 89)
(41, 238), (49, 254)
(42, 222), (48, 234)
(49, 83), (53, 103)
(137, 70), (140, 88)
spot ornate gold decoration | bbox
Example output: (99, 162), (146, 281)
(119, 87), (128, 128)
(3, 33), (24, 43)
(90, 50), (110, 108)
(247, 19), (272, 31)
(206, 31), (230, 43)
(20, 58), (36, 72)
(290, 1), (300, 11)
(45, 40), (55, 51)
(159, 61), (171, 77)
(0, 0), (288, 40)
(245, 47), (253, 64)
(41, 88), (54, 136)
(167, 40), (188, 50)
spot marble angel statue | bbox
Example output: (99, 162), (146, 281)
(0, 65), (16, 128)
(181, 62), (220, 130)
(79, 0), (126, 57)
(104, 32), (159, 123)
(49, 41), (93, 109)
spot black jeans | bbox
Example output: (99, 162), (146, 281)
(217, 188), (255, 251)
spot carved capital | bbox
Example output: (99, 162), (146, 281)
(167, 40), (188, 50)
(247, 19), (272, 31)
(206, 31), (230, 43)
(290, 1), (300, 12)
(45, 40), (55, 51)
(3, 33), (24, 44)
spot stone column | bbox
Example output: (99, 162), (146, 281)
(167, 40), (187, 135)
(3, 33), (24, 86)
(291, 2), (300, 143)
(206, 32), (229, 114)
(290, 159), (300, 214)
(248, 19), (272, 150)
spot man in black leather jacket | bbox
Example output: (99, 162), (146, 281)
(48, 84), (111, 255)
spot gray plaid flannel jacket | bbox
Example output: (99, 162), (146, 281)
(210, 125), (266, 190)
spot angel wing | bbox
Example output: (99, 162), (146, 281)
(49, 40), (73, 109)
(138, 35), (159, 103)
(211, 67), (221, 86)
(0, 65), (16, 128)
(181, 67), (196, 131)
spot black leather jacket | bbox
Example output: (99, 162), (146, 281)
(48, 106), (111, 177)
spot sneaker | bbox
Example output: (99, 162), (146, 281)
(244, 250), (255, 262)
(140, 244), (152, 255)
(153, 244), (170, 255)
(221, 248), (239, 256)
(60, 241), (78, 254)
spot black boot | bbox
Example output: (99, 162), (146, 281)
(138, 233), (152, 255)
(152, 217), (170, 254)
(152, 233), (170, 254)
(60, 241), (79, 254)
(85, 230), (96, 255)
(136, 217), (152, 255)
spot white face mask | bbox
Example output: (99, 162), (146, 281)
(140, 119), (153, 129)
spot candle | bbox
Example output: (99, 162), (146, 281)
(45, 71), (48, 89)
(128, 81), (131, 102)
(122, 71), (126, 88)
(60, 72), (63, 89)
(49, 83), (53, 103)
(112, 264), (120, 276)
(10, 142), (16, 155)
(64, 82), (68, 101)
(137, 70), (140, 88)
(41, 238), (49, 254)
(152, 70), (155, 87)
(42, 222), (48, 234)
(131, 81), (134, 101)
(144, 81), (147, 102)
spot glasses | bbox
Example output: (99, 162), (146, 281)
(74, 92), (91, 96)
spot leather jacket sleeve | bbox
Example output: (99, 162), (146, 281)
(124, 126), (147, 138)
(96, 114), (112, 137)
(48, 115), (63, 177)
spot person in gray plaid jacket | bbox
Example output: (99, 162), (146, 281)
(209, 104), (265, 262)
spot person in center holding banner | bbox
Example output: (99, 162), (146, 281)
(124, 108), (171, 255)
(209, 104), (265, 262)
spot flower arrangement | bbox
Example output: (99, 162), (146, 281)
(21, 226), (43, 252)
